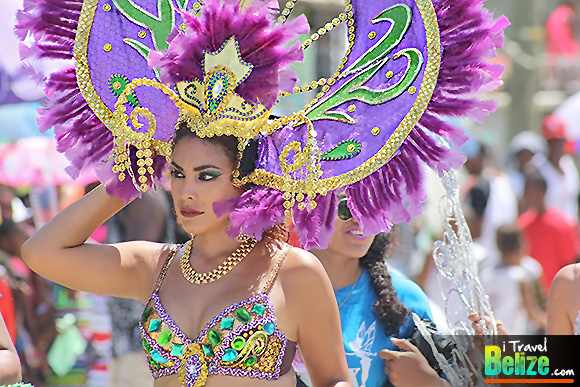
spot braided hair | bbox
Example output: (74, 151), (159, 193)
(360, 232), (410, 336)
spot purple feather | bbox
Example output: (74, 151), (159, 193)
(293, 193), (338, 249)
(150, 0), (309, 109)
(213, 186), (286, 241)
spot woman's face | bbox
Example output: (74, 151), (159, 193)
(170, 136), (242, 236)
(322, 199), (375, 260)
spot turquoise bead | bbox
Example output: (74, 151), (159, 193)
(202, 344), (214, 357)
(251, 303), (266, 316)
(263, 322), (275, 335)
(148, 318), (161, 332)
(221, 348), (238, 362)
(151, 350), (169, 364)
(220, 317), (235, 330)
(170, 343), (184, 357)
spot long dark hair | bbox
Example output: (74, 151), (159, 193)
(360, 232), (410, 336)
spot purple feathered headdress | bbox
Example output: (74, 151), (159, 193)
(17, 0), (508, 248)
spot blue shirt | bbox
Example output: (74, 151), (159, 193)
(336, 268), (433, 387)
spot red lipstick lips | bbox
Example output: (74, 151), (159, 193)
(180, 208), (203, 218)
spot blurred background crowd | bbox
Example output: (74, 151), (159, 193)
(1, 0), (580, 385)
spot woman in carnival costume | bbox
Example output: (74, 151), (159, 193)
(16, 0), (506, 386)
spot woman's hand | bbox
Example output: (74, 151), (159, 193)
(469, 313), (508, 336)
(379, 338), (449, 387)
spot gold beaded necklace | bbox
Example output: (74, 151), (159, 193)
(180, 234), (257, 284)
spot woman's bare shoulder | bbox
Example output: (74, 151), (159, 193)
(553, 263), (580, 285)
(277, 245), (331, 295)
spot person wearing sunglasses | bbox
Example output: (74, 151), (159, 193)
(295, 196), (452, 387)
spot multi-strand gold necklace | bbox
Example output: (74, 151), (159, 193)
(180, 234), (257, 284)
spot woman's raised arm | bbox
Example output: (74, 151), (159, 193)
(21, 184), (164, 302)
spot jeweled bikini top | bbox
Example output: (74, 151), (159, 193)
(140, 245), (296, 386)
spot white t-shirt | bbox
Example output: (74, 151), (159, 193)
(535, 155), (580, 220)
(481, 257), (542, 335)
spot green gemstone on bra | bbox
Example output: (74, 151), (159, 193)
(243, 355), (258, 367)
(142, 338), (152, 352)
(202, 343), (214, 357)
(208, 328), (222, 346)
(235, 307), (252, 323)
(231, 336), (246, 351)
(220, 317), (235, 330)
(251, 303), (266, 316)
(141, 306), (154, 323)
(157, 328), (174, 347)
(170, 343), (184, 357)
(222, 348), (238, 362)
(148, 318), (162, 332)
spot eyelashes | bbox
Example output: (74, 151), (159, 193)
(198, 171), (222, 181)
(170, 169), (185, 178)
(170, 168), (222, 181)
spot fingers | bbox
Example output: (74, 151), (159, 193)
(470, 312), (507, 335)
(379, 349), (399, 361)
(390, 337), (419, 353)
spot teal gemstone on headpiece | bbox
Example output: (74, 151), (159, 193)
(251, 303), (266, 316)
(170, 343), (185, 357)
(220, 317), (235, 330)
(148, 318), (162, 332)
(222, 348), (238, 362)
(151, 350), (169, 364)
(208, 328), (222, 346)
(263, 322), (275, 335)
(231, 336), (246, 351)
(157, 328), (174, 347)
(235, 307), (252, 323)
(243, 355), (258, 367)
(202, 343), (214, 357)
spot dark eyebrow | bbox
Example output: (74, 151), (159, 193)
(171, 161), (221, 172)
(194, 164), (221, 172)
(171, 161), (184, 171)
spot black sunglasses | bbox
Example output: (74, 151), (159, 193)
(337, 198), (353, 221)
